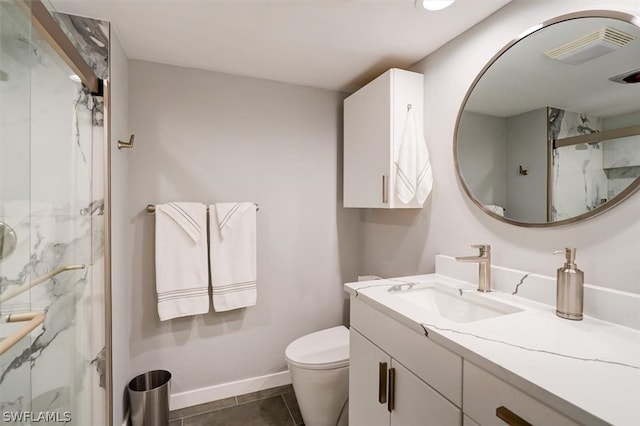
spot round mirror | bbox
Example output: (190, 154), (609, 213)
(455, 11), (640, 227)
(0, 221), (17, 260)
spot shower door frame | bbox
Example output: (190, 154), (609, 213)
(14, 1), (112, 425)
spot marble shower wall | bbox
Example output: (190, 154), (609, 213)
(549, 107), (640, 221)
(602, 110), (640, 200)
(0, 9), (108, 425)
(548, 107), (606, 221)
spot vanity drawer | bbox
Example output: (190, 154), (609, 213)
(350, 298), (462, 406)
(463, 361), (579, 426)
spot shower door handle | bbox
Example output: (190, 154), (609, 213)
(0, 312), (45, 356)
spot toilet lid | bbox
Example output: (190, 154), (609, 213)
(285, 325), (349, 370)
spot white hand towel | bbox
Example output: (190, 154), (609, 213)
(414, 113), (433, 205)
(484, 204), (505, 217)
(209, 202), (257, 312)
(155, 202), (209, 321)
(395, 108), (433, 204)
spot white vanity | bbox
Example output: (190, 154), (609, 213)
(343, 9), (640, 426)
(345, 256), (640, 426)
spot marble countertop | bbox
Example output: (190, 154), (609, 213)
(345, 274), (640, 426)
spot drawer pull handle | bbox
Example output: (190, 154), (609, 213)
(387, 367), (396, 412)
(496, 406), (532, 426)
(382, 175), (388, 204)
(378, 362), (387, 404)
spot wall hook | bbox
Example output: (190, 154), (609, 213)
(407, 104), (412, 111)
(118, 134), (135, 149)
(519, 165), (528, 175)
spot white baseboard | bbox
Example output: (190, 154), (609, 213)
(170, 370), (292, 411)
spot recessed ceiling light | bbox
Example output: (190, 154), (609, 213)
(416, 0), (456, 11)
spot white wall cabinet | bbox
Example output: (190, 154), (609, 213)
(343, 68), (424, 208)
(349, 329), (461, 426)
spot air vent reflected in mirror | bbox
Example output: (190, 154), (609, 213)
(610, 68), (640, 84)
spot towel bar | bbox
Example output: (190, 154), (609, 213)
(0, 264), (86, 304)
(0, 312), (45, 356)
(146, 203), (259, 214)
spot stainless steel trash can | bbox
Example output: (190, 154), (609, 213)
(128, 370), (171, 426)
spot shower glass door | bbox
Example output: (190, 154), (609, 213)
(0, 1), (105, 424)
(0, 0), (34, 419)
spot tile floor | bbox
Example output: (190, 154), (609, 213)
(169, 384), (304, 426)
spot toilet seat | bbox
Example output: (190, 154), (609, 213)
(285, 326), (349, 370)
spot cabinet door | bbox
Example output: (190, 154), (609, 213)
(343, 68), (424, 209)
(349, 329), (390, 426)
(343, 71), (392, 209)
(390, 360), (461, 426)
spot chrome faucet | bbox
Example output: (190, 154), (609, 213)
(456, 244), (491, 292)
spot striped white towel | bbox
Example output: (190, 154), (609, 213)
(395, 108), (433, 204)
(209, 202), (257, 312)
(155, 202), (209, 320)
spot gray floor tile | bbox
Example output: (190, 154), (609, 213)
(282, 391), (304, 426)
(169, 419), (182, 426)
(170, 396), (237, 420)
(183, 396), (295, 426)
(236, 384), (295, 404)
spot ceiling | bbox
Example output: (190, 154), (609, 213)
(464, 15), (640, 119)
(49, 0), (511, 93)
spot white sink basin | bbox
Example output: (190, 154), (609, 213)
(390, 283), (522, 323)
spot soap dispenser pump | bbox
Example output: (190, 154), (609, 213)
(554, 248), (584, 321)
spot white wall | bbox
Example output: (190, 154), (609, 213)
(457, 111), (507, 208)
(505, 108), (547, 222)
(109, 29), (130, 425)
(126, 60), (360, 402)
(361, 0), (640, 294)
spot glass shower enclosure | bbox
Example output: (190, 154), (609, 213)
(0, 0), (107, 424)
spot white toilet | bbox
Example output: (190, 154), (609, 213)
(285, 325), (349, 426)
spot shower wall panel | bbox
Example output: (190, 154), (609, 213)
(549, 108), (606, 221)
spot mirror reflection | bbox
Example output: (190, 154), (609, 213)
(456, 13), (640, 226)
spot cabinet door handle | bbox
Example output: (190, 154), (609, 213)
(378, 362), (387, 404)
(496, 406), (532, 426)
(382, 175), (388, 204)
(387, 367), (396, 412)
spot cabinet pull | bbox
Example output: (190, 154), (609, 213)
(382, 175), (388, 204)
(496, 406), (532, 426)
(387, 367), (396, 412)
(378, 362), (387, 404)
